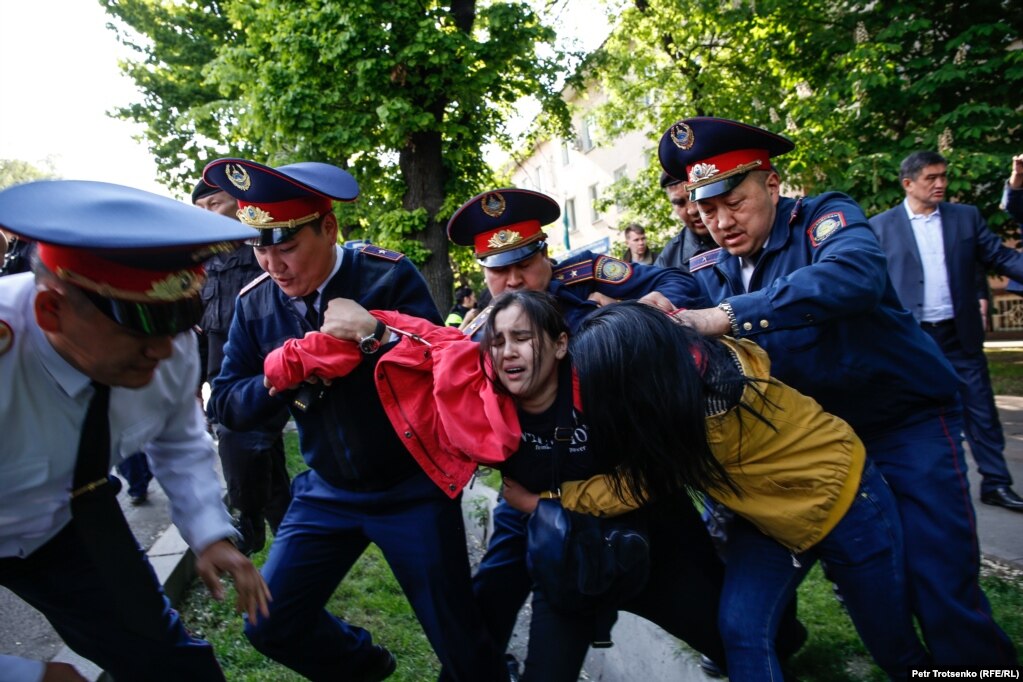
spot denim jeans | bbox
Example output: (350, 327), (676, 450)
(719, 461), (928, 681)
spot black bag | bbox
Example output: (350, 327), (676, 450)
(526, 499), (650, 617)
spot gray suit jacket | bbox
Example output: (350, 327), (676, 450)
(870, 201), (1023, 354)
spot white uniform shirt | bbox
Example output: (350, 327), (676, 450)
(904, 199), (954, 322)
(0, 273), (235, 560)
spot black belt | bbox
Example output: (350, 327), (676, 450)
(920, 319), (955, 328)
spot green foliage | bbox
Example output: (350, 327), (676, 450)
(0, 158), (57, 189)
(591, 0), (1023, 242)
(100, 0), (572, 309)
(986, 349), (1023, 396)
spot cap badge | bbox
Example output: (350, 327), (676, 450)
(239, 205), (275, 226)
(481, 192), (507, 218)
(226, 163), (252, 191)
(670, 122), (695, 150)
(487, 229), (523, 250)
(148, 270), (203, 301)
(689, 163), (720, 183)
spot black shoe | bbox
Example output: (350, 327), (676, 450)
(699, 654), (725, 678)
(980, 486), (1023, 512)
(129, 493), (148, 506)
(353, 644), (396, 682)
(234, 514), (267, 556)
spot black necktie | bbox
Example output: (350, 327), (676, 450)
(303, 292), (319, 329)
(71, 382), (111, 496)
(70, 381), (166, 639)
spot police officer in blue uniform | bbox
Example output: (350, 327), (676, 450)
(206, 158), (509, 681)
(0, 180), (268, 681)
(449, 188), (707, 339)
(661, 117), (1017, 667)
(192, 179), (292, 555)
(447, 189), (744, 677)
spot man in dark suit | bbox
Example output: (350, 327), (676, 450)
(870, 150), (1023, 512)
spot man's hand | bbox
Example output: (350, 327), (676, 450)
(195, 539), (271, 625)
(263, 374), (331, 397)
(670, 306), (732, 337)
(1010, 153), (1023, 190)
(587, 291), (617, 308)
(501, 477), (540, 514)
(321, 298), (385, 343)
(636, 290), (675, 312)
(42, 662), (88, 682)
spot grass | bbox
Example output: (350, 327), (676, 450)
(179, 435), (1023, 680)
(986, 348), (1023, 395)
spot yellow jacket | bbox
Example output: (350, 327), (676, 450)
(561, 337), (865, 554)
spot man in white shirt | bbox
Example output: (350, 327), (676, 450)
(870, 150), (1023, 512)
(0, 180), (270, 681)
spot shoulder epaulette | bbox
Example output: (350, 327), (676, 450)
(593, 255), (633, 284)
(359, 245), (405, 262)
(688, 248), (724, 273)
(239, 271), (272, 296)
(463, 305), (493, 337)
(552, 259), (595, 285)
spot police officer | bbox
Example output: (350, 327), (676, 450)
(662, 116), (1017, 667)
(192, 179), (291, 554)
(448, 188), (706, 338)
(654, 171), (716, 272)
(0, 180), (269, 681)
(205, 158), (509, 681)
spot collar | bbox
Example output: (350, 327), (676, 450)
(903, 198), (941, 221)
(29, 293), (94, 401)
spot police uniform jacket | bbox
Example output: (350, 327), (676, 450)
(687, 193), (959, 437)
(263, 311), (522, 498)
(210, 246), (443, 491)
(0, 273), (235, 559)
(561, 337), (865, 554)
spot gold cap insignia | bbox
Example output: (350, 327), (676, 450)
(226, 163), (252, 191)
(147, 270), (203, 301)
(239, 205), (275, 226)
(670, 122), (695, 150)
(481, 192), (507, 218)
(487, 229), (523, 250)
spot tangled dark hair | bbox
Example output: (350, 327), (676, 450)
(571, 301), (756, 505)
(479, 290), (569, 397)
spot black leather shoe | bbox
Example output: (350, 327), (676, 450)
(981, 486), (1023, 512)
(353, 644), (396, 682)
(699, 654), (725, 678)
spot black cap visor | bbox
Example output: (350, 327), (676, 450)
(689, 173), (753, 202)
(478, 240), (547, 268)
(84, 290), (204, 336)
(246, 225), (306, 247)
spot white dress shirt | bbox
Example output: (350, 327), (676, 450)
(0, 273), (234, 561)
(904, 199), (954, 322)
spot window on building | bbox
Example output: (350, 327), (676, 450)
(613, 166), (628, 211)
(536, 166), (545, 193)
(589, 184), (600, 223)
(579, 118), (594, 152)
(561, 142), (571, 166)
(565, 198), (578, 233)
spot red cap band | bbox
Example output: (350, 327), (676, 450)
(237, 196), (333, 229)
(473, 219), (544, 257)
(686, 149), (770, 186)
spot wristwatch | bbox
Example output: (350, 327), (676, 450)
(358, 319), (387, 355)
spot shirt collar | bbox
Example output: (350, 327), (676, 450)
(903, 198), (941, 221)
(28, 294), (93, 401)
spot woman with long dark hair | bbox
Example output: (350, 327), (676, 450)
(563, 301), (929, 681)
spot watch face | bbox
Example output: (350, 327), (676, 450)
(359, 337), (381, 354)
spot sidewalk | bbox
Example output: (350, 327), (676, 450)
(3, 401), (1021, 681)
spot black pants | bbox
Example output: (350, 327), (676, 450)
(217, 426), (291, 532)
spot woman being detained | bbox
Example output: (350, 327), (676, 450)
(557, 301), (929, 681)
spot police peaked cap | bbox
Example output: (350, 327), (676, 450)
(202, 158), (360, 246)
(0, 180), (255, 335)
(447, 188), (561, 268)
(659, 117), (794, 200)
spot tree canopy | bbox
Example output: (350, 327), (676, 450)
(592, 0), (1022, 245)
(101, 0), (572, 308)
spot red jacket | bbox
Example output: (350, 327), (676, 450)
(263, 311), (521, 498)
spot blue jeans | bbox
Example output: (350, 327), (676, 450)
(719, 461), (928, 681)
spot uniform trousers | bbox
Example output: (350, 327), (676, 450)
(216, 426), (291, 533)
(718, 461), (927, 681)
(0, 521), (223, 681)
(921, 321), (1014, 493)
(115, 451), (153, 500)
(865, 408), (1017, 666)
(473, 497), (728, 681)
(243, 468), (507, 681)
